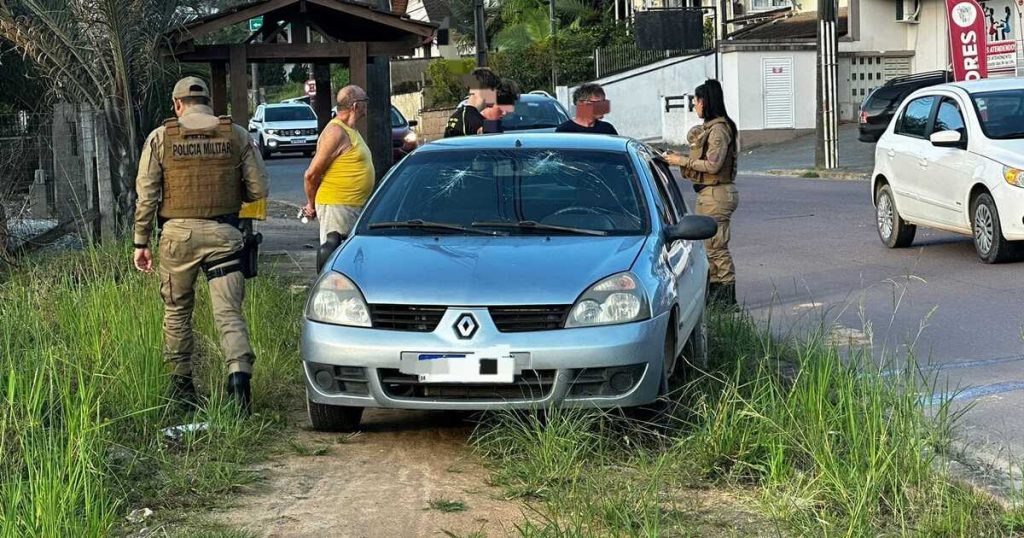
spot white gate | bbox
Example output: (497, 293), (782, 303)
(762, 57), (795, 129)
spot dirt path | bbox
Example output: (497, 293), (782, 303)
(208, 409), (525, 537)
(207, 211), (527, 537)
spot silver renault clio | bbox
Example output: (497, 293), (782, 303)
(301, 133), (716, 431)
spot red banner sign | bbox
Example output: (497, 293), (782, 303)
(946, 0), (989, 80)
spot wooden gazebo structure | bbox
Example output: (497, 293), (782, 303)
(163, 0), (436, 175)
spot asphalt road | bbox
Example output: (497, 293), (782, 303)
(266, 154), (1024, 472)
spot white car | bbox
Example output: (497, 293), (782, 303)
(249, 103), (319, 159)
(872, 78), (1024, 263)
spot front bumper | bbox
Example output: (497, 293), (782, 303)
(301, 309), (670, 410)
(266, 134), (318, 152)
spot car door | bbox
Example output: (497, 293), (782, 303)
(249, 106), (264, 141)
(646, 157), (701, 345)
(916, 95), (971, 229)
(886, 94), (939, 222)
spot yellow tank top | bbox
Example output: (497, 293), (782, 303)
(315, 119), (376, 206)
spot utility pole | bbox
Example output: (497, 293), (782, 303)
(251, 64), (259, 105)
(550, 0), (558, 89)
(474, 0), (488, 67)
(815, 0), (839, 169)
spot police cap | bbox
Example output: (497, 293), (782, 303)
(172, 76), (211, 99)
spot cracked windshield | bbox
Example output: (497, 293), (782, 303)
(359, 149), (646, 235)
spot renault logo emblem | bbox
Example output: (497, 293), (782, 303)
(454, 313), (478, 339)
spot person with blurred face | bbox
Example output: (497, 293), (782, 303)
(556, 83), (618, 135)
(481, 78), (521, 133)
(444, 67), (500, 137)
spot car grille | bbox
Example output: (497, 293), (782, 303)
(368, 304), (447, 332)
(488, 305), (571, 332)
(378, 369), (557, 401)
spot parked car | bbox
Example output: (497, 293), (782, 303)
(391, 106), (419, 162)
(859, 71), (952, 143)
(872, 78), (1024, 263)
(249, 103), (319, 159)
(458, 92), (571, 133)
(301, 133), (717, 431)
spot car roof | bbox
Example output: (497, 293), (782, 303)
(417, 133), (633, 153)
(264, 102), (312, 108)
(949, 77), (1024, 93)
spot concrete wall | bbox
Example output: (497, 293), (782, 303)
(392, 91), (424, 126)
(561, 54), (718, 143)
(418, 107), (455, 142)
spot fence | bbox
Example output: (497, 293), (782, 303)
(1, 103), (118, 259)
(595, 11), (715, 79)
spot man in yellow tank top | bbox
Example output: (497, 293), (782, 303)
(302, 85), (376, 244)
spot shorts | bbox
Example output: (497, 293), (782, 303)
(316, 203), (362, 244)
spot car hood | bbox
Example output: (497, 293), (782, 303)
(263, 120), (317, 130)
(331, 235), (646, 306)
(983, 141), (1024, 168)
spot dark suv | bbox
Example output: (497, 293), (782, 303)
(858, 70), (952, 142)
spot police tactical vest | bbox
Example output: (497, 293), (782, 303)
(159, 116), (244, 219)
(688, 118), (737, 186)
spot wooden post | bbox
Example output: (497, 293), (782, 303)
(94, 109), (115, 242)
(78, 105), (98, 244)
(314, 63), (333, 133)
(349, 42), (368, 138)
(367, 53), (393, 180)
(211, 61), (229, 116)
(229, 45), (249, 127)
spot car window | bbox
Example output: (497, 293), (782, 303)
(864, 86), (903, 113)
(971, 89), (1024, 139)
(646, 161), (679, 225)
(359, 149), (647, 235)
(265, 106), (316, 122)
(390, 108), (406, 129)
(500, 100), (570, 130)
(895, 96), (936, 138)
(932, 98), (966, 135)
(649, 160), (687, 222)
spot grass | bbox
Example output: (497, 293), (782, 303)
(0, 242), (307, 536)
(429, 499), (469, 513)
(472, 306), (1023, 537)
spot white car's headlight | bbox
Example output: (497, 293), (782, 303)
(1005, 166), (1023, 188)
(565, 272), (650, 328)
(403, 131), (418, 144)
(266, 129), (278, 135)
(305, 272), (371, 327)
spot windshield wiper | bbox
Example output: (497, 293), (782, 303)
(368, 220), (505, 236)
(471, 220), (608, 236)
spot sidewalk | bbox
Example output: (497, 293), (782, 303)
(738, 123), (874, 180)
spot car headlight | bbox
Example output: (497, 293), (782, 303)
(403, 131), (418, 145)
(266, 129), (278, 135)
(305, 272), (371, 327)
(1005, 166), (1024, 188)
(565, 272), (650, 328)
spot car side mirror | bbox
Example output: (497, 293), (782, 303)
(408, 120), (418, 127)
(930, 130), (965, 148)
(664, 215), (717, 242)
(317, 231), (346, 273)
(248, 126), (257, 133)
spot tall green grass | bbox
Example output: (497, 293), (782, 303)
(473, 308), (1018, 537)
(0, 244), (306, 536)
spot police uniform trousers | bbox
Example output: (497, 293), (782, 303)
(158, 218), (255, 377)
(695, 184), (739, 284)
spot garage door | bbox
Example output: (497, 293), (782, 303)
(762, 57), (795, 129)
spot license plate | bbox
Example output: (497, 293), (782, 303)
(400, 346), (515, 383)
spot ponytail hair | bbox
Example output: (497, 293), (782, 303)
(695, 79), (738, 152)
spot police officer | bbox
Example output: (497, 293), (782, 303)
(665, 79), (739, 306)
(132, 76), (269, 414)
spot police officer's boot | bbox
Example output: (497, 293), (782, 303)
(225, 372), (252, 416)
(169, 374), (200, 411)
(707, 282), (724, 306)
(721, 283), (738, 309)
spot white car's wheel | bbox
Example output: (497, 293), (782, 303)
(876, 184), (915, 248)
(307, 392), (363, 432)
(971, 192), (1016, 264)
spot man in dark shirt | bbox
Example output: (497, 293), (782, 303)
(444, 68), (500, 138)
(556, 83), (618, 135)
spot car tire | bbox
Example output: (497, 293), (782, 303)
(971, 192), (1015, 264)
(876, 184), (915, 248)
(623, 328), (677, 425)
(680, 308), (709, 378)
(307, 395), (363, 432)
(259, 138), (271, 161)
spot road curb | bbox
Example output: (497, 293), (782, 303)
(946, 437), (1024, 505)
(741, 169), (870, 181)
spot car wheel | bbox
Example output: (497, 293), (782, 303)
(623, 328), (676, 425)
(307, 394), (363, 432)
(680, 308), (709, 377)
(259, 138), (271, 161)
(971, 192), (1015, 264)
(876, 184), (915, 248)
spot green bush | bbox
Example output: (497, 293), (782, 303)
(258, 64), (287, 88)
(424, 57), (477, 109)
(288, 64), (309, 84)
